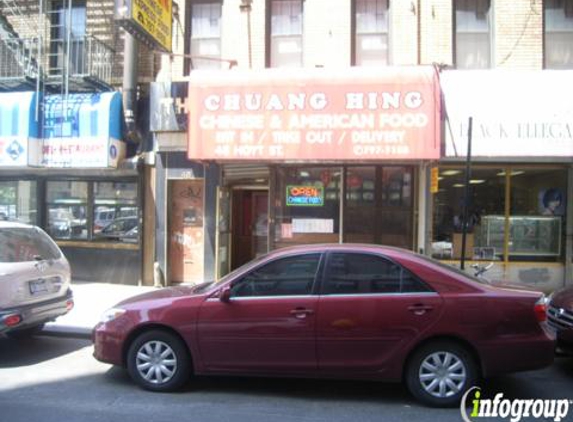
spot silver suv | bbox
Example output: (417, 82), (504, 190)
(0, 221), (73, 337)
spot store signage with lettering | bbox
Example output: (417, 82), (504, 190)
(286, 186), (324, 206)
(188, 67), (440, 161)
(442, 70), (573, 157)
(41, 138), (125, 168)
(115, 0), (172, 52)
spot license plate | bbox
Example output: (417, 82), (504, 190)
(29, 279), (49, 295)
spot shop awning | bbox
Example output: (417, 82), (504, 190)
(41, 92), (125, 168)
(187, 66), (441, 161)
(442, 70), (573, 158)
(0, 91), (38, 167)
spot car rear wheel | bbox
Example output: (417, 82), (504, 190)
(127, 330), (190, 392)
(405, 341), (478, 407)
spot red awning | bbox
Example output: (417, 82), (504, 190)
(187, 66), (441, 161)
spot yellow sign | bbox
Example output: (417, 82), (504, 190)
(131, 0), (172, 52)
(430, 167), (439, 193)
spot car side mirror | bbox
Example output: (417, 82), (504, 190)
(220, 286), (232, 303)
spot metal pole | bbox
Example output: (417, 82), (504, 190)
(122, 33), (139, 141)
(460, 117), (473, 270)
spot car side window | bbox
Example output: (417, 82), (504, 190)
(324, 253), (432, 295)
(230, 254), (321, 298)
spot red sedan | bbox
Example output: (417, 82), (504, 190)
(93, 244), (554, 407)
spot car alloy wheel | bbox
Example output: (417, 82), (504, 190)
(418, 351), (466, 399)
(135, 340), (177, 385)
(405, 341), (478, 407)
(127, 330), (190, 392)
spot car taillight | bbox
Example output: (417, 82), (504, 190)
(66, 299), (74, 311)
(3, 314), (22, 327)
(534, 296), (548, 323)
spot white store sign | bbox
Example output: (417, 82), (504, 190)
(442, 70), (573, 157)
(41, 137), (126, 168)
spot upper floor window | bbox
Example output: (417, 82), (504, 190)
(50, 1), (86, 75)
(454, 0), (491, 69)
(353, 0), (389, 66)
(230, 254), (320, 297)
(269, 0), (303, 67)
(544, 0), (573, 69)
(188, 1), (222, 70)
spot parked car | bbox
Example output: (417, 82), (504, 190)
(48, 208), (85, 239)
(93, 244), (554, 407)
(97, 217), (138, 242)
(0, 221), (73, 337)
(547, 285), (573, 355)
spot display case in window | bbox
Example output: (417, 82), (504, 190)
(476, 215), (562, 257)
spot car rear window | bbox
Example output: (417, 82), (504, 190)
(0, 227), (62, 263)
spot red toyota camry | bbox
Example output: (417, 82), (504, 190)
(93, 244), (554, 407)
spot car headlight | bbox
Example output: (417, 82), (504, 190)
(100, 308), (126, 323)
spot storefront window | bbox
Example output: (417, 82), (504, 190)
(507, 169), (566, 258)
(93, 182), (138, 243)
(344, 166), (414, 249)
(0, 181), (37, 224)
(46, 181), (88, 240)
(432, 167), (566, 262)
(274, 167), (341, 248)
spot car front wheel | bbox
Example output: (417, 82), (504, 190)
(405, 341), (478, 407)
(126, 330), (190, 392)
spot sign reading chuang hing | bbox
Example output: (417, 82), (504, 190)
(115, 0), (172, 53)
(187, 67), (441, 161)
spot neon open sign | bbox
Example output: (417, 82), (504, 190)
(286, 185), (324, 206)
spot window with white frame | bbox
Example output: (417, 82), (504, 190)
(454, 0), (491, 69)
(270, 0), (303, 67)
(544, 0), (573, 69)
(190, 1), (222, 69)
(354, 0), (389, 66)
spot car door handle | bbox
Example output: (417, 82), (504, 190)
(290, 308), (314, 319)
(407, 304), (434, 316)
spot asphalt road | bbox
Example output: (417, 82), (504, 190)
(0, 334), (572, 422)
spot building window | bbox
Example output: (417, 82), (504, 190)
(93, 182), (138, 242)
(269, 0), (303, 67)
(454, 0), (491, 69)
(0, 181), (37, 224)
(46, 180), (140, 243)
(46, 181), (88, 240)
(544, 0), (573, 69)
(50, 1), (87, 76)
(188, 1), (222, 70)
(353, 0), (389, 66)
(432, 167), (567, 263)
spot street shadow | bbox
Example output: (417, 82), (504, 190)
(0, 334), (91, 368)
(102, 364), (417, 406)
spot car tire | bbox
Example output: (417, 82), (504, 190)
(405, 341), (478, 407)
(6, 324), (45, 339)
(127, 330), (191, 392)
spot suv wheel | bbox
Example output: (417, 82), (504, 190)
(405, 341), (478, 407)
(127, 330), (190, 392)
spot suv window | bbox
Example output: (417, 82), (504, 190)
(230, 254), (321, 298)
(0, 227), (61, 263)
(323, 253), (432, 294)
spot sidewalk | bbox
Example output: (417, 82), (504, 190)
(43, 281), (156, 338)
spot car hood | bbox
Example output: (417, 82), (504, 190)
(116, 286), (198, 307)
(551, 286), (573, 309)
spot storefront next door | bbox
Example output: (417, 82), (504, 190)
(231, 189), (269, 270)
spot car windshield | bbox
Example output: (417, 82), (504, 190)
(0, 227), (61, 263)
